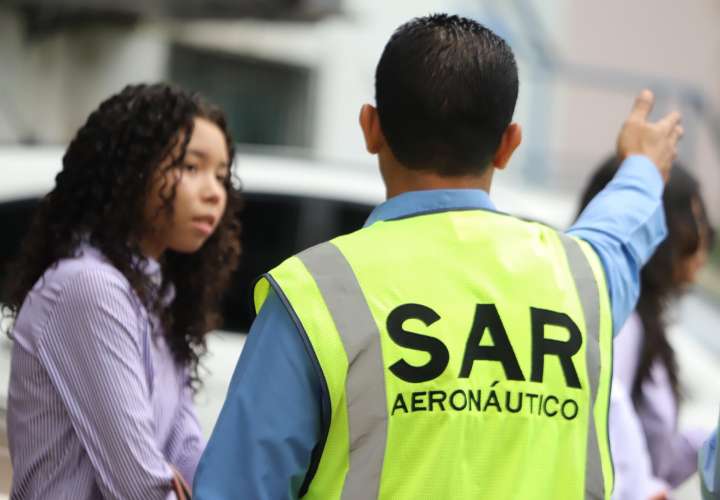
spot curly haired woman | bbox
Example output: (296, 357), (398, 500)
(3, 83), (241, 499)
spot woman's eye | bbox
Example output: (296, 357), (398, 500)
(184, 164), (198, 173)
(216, 174), (228, 183)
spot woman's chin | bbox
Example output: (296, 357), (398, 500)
(169, 238), (208, 254)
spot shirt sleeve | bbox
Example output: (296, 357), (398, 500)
(654, 425), (709, 487)
(611, 313), (706, 489)
(567, 155), (667, 335)
(612, 313), (643, 391)
(701, 431), (719, 498)
(609, 384), (667, 500)
(193, 289), (322, 500)
(164, 380), (206, 485)
(36, 268), (177, 500)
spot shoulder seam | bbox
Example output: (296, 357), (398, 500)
(34, 266), (142, 348)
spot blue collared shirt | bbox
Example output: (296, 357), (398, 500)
(194, 155), (667, 499)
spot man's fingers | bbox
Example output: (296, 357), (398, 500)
(658, 111), (682, 133)
(668, 124), (684, 147)
(629, 89), (655, 122)
(674, 125), (684, 139)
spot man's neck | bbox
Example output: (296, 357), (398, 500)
(382, 162), (494, 199)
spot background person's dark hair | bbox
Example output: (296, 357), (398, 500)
(577, 156), (714, 403)
(1, 83), (242, 387)
(375, 13), (519, 176)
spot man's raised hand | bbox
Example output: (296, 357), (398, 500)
(617, 89), (683, 181)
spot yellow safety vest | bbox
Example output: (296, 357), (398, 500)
(255, 209), (614, 499)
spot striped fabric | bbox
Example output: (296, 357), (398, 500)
(6, 245), (204, 499)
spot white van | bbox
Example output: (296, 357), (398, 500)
(0, 145), (388, 428)
(1, 147), (718, 498)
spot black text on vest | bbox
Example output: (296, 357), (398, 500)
(386, 303), (582, 388)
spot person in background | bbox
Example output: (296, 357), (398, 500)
(701, 423), (719, 499)
(2, 83), (241, 499)
(578, 158), (714, 500)
(194, 13), (682, 500)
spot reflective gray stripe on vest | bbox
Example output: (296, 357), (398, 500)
(300, 237), (605, 500)
(298, 242), (388, 500)
(558, 234), (605, 500)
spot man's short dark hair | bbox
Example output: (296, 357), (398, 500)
(375, 14), (519, 176)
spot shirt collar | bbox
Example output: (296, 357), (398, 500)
(364, 189), (496, 227)
(76, 239), (162, 285)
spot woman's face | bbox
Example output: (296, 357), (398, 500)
(142, 117), (229, 258)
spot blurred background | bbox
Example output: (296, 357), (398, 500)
(1, 0), (719, 498)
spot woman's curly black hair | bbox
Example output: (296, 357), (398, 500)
(2, 83), (242, 386)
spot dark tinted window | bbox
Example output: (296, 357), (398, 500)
(0, 194), (372, 333)
(0, 199), (39, 295)
(222, 193), (372, 333)
(170, 46), (314, 148)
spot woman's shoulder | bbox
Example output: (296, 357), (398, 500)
(13, 247), (140, 348)
(41, 246), (133, 299)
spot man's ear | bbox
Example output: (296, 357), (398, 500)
(492, 123), (522, 169)
(359, 104), (385, 154)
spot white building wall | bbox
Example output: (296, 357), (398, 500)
(559, 0), (720, 217)
(0, 9), (169, 145)
(0, 1), (718, 219)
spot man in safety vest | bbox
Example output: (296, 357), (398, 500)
(195, 14), (683, 499)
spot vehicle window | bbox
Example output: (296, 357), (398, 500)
(0, 199), (40, 297)
(0, 194), (373, 335)
(170, 45), (314, 149)
(221, 193), (373, 333)
(221, 192), (301, 333)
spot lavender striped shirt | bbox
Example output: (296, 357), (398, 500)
(6, 245), (205, 499)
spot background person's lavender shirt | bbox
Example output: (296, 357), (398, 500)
(610, 312), (709, 499)
(6, 245), (205, 499)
